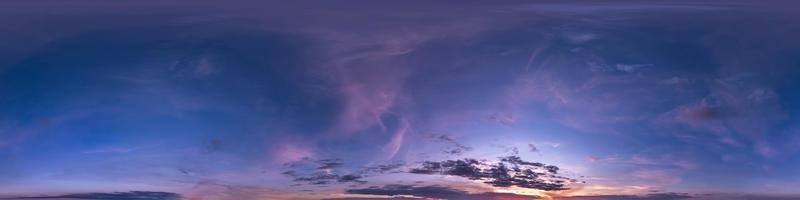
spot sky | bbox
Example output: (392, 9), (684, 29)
(1, 1), (800, 200)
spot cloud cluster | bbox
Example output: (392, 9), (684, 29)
(282, 158), (403, 186)
(343, 184), (542, 200)
(282, 158), (364, 185)
(280, 152), (576, 192)
(409, 156), (577, 191)
(427, 134), (474, 156)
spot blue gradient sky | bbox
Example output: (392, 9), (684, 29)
(2, 1), (800, 200)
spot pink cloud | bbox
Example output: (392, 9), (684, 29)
(755, 142), (777, 158)
(381, 118), (409, 160)
(273, 142), (315, 164)
(334, 84), (398, 135)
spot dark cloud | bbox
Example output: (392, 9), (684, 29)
(409, 156), (576, 191)
(528, 144), (538, 152)
(315, 159), (345, 170)
(428, 134), (473, 156)
(493, 144), (521, 155)
(292, 171), (367, 185)
(282, 158), (363, 185)
(359, 163), (405, 174)
(282, 158), (403, 186)
(344, 184), (542, 200)
(5, 191), (181, 200)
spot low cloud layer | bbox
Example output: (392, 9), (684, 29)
(344, 184), (542, 200)
(4, 191), (181, 200)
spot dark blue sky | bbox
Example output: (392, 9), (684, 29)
(2, 1), (800, 199)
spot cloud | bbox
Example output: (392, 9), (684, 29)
(185, 183), (327, 200)
(691, 194), (800, 200)
(3, 1), (800, 198)
(4, 191), (181, 200)
(292, 172), (366, 185)
(359, 163), (405, 175)
(280, 154), (576, 191)
(675, 103), (730, 122)
(528, 144), (539, 152)
(487, 113), (518, 128)
(614, 64), (653, 73)
(409, 156), (577, 191)
(281, 158), (404, 186)
(557, 193), (800, 200)
(81, 146), (139, 154)
(427, 134), (474, 156)
(382, 116), (409, 160)
(282, 158), (366, 185)
(170, 50), (222, 78)
(274, 142), (316, 164)
(315, 159), (345, 170)
(662, 76), (690, 85)
(554, 192), (691, 200)
(585, 154), (696, 170)
(344, 184), (542, 200)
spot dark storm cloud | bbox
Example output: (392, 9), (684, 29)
(344, 184), (542, 200)
(4, 191), (181, 200)
(409, 156), (576, 191)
